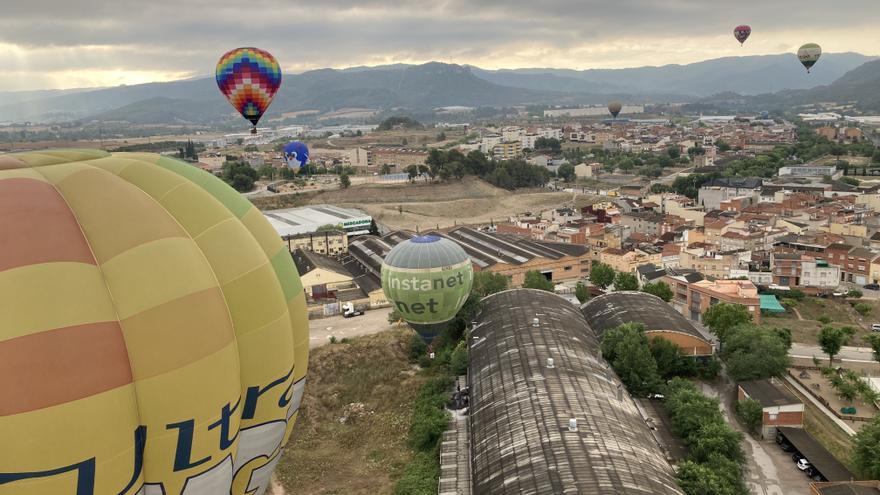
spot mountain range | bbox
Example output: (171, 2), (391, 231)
(1, 52), (877, 125)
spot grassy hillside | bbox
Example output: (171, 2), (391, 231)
(277, 328), (425, 494)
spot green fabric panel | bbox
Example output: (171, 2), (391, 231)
(155, 156), (253, 219)
(270, 247), (304, 300)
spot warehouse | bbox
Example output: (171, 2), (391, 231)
(384, 227), (591, 286)
(263, 204), (372, 237)
(468, 289), (683, 495)
(581, 291), (714, 357)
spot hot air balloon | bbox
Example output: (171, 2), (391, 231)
(381, 235), (474, 341)
(283, 141), (310, 170)
(0, 149), (308, 495)
(734, 25), (751, 45)
(216, 47), (282, 134)
(797, 43), (822, 73)
(607, 101), (623, 119)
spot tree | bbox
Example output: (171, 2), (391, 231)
(575, 281), (590, 303)
(231, 173), (254, 192)
(651, 337), (695, 379)
(866, 334), (880, 365)
(523, 270), (554, 292)
(642, 281), (673, 302)
(405, 164), (419, 182)
(449, 341), (468, 375)
(666, 389), (725, 440)
(557, 163), (575, 182)
(703, 303), (752, 347)
(601, 323), (661, 395)
(818, 326), (849, 367)
(614, 271), (639, 291)
(534, 137), (561, 153)
(472, 271), (509, 297)
(735, 398), (763, 435)
(589, 263), (616, 289)
(722, 325), (791, 381)
(689, 422), (745, 464)
(667, 147), (681, 159)
(853, 416), (880, 479)
(716, 140), (731, 152)
(650, 183), (672, 194)
(676, 460), (743, 495)
(339, 173), (351, 189)
(436, 131), (447, 141)
(380, 163), (392, 175)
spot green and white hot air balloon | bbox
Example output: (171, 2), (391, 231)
(381, 235), (473, 341)
(797, 43), (822, 73)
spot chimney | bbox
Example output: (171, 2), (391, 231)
(568, 418), (578, 432)
(546, 358), (555, 368)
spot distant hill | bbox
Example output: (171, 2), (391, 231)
(471, 53), (875, 97)
(695, 59), (880, 113)
(1, 53), (877, 124)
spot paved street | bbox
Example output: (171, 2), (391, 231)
(790, 342), (877, 363)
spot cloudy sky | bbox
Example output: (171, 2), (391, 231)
(2, 0), (879, 91)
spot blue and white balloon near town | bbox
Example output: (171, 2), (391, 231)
(283, 141), (309, 170)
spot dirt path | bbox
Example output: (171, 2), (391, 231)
(792, 307), (804, 320)
(308, 307), (394, 348)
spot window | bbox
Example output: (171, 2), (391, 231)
(769, 413), (777, 421)
(564, 266), (572, 271)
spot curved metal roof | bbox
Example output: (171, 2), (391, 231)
(382, 235), (470, 269)
(469, 289), (683, 495)
(581, 291), (708, 342)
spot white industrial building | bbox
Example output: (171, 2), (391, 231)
(263, 205), (373, 237)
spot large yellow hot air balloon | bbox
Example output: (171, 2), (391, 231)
(0, 150), (308, 495)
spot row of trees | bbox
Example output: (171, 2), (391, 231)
(587, 262), (674, 300)
(418, 148), (551, 190)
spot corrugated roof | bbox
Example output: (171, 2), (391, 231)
(580, 291), (708, 342)
(777, 427), (855, 482)
(469, 289), (683, 495)
(292, 248), (349, 277)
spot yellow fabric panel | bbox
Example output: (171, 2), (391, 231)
(32, 161), (100, 184)
(12, 150), (109, 168)
(108, 159), (187, 201)
(240, 207), (286, 258)
(221, 263), (289, 336)
(195, 218), (270, 285)
(132, 345), (241, 488)
(83, 156), (137, 177)
(289, 294), (310, 383)
(100, 237), (218, 320)
(156, 181), (233, 237)
(0, 168), (47, 181)
(234, 313), (294, 427)
(120, 288), (235, 381)
(0, 384), (141, 495)
(0, 262), (117, 341)
(116, 152), (163, 164)
(49, 167), (185, 263)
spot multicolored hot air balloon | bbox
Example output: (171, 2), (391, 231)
(381, 235), (473, 342)
(0, 149), (308, 495)
(798, 43), (822, 73)
(283, 141), (310, 170)
(734, 25), (751, 45)
(608, 101), (623, 119)
(216, 47), (282, 134)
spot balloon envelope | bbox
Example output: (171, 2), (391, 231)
(216, 47), (282, 130)
(734, 25), (751, 45)
(607, 101), (623, 118)
(797, 43), (822, 72)
(0, 149), (308, 495)
(381, 235), (473, 341)
(283, 141), (310, 169)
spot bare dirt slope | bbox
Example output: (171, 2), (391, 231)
(307, 177), (598, 231)
(276, 328), (422, 495)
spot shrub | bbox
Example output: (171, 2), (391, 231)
(849, 289), (863, 299)
(735, 398), (763, 435)
(449, 341), (468, 376)
(818, 315), (832, 324)
(409, 334), (428, 363)
(393, 451), (440, 495)
(855, 302), (872, 317)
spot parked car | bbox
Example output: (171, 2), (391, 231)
(865, 283), (880, 290)
(779, 442), (794, 452)
(647, 393), (665, 400)
(792, 452), (806, 463)
(832, 291), (846, 297)
(872, 323), (880, 332)
(796, 458), (812, 471)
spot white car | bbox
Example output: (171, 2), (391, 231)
(797, 458), (811, 471)
(872, 323), (880, 332)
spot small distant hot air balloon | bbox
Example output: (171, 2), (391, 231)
(283, 141), (310, 170)
(608, 101), (623, 119)
(381, 235), (474, 342)
(734, 25), (751, 46)
(797, 43), (822, 73)
(216, 47), (282, 134)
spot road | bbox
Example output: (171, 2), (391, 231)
(308, 307), (395, 348)
(790, 342), (877, 364)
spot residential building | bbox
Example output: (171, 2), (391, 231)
(826, 244), (872, 285)
(665, 276), (761, 324)
(600, 247), (662, 274)
(283, 229), (349, 256)
(492, 141), (522, 160)
(349, 147), (428, 172)
(801, 258), (841, 288)
(778, 165), (842, 179)
(679, 249), (745, 279)
(698, 177), (762, 210)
